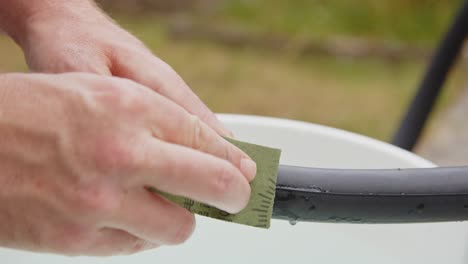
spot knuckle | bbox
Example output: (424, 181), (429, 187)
(197, 108), (216, 125)
(186, 115), (204, 150)
(97, 79), (148, 114)
(72, 184), (121, 216)
(212, 164), (235, 199)
(171, 212), (195, 245)
(90, 136), (137, 174)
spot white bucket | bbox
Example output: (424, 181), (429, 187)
(1, 114), (467, 264)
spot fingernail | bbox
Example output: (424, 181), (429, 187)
(240, 158), (257, 182)
(213, 115), (235, 138)
(221, 128), (235, 138)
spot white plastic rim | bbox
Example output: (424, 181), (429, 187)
(218, 114), (435, 169)
(1, 114), (467, 264)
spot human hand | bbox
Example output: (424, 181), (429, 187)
(0, 73), (256, 256)
(5, 0), (231, 137)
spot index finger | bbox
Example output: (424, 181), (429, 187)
(111, 52), (233, 137)
(126, 78), (257, 182)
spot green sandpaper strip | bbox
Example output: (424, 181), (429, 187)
(151, 138), (281, 229)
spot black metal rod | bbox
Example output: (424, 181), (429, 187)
(270, 2), (468, 224)
(392, 0), (468, 150)
(272, 165), (468, 223)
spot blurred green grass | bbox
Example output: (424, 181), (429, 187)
(113, 13), (464, 141)
(212, 0), (460, 46)
(0, 1), (463, 142)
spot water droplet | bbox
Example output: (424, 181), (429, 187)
(307, 185), (326, 193)
(416, 203), (424, 213)
(288, 216), (298, 226)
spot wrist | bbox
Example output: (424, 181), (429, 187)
(0, 0), (97, 46)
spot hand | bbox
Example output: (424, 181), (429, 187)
(10, 0), (232, 137)
(0, 73), (256, 256)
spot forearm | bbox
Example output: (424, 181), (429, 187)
(0, 0), (96, 45)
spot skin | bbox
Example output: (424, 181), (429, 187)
(0, 0), (231, 137)
(0, 0), (257, 257)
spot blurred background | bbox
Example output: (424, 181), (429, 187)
(0, 0), (466, 165)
